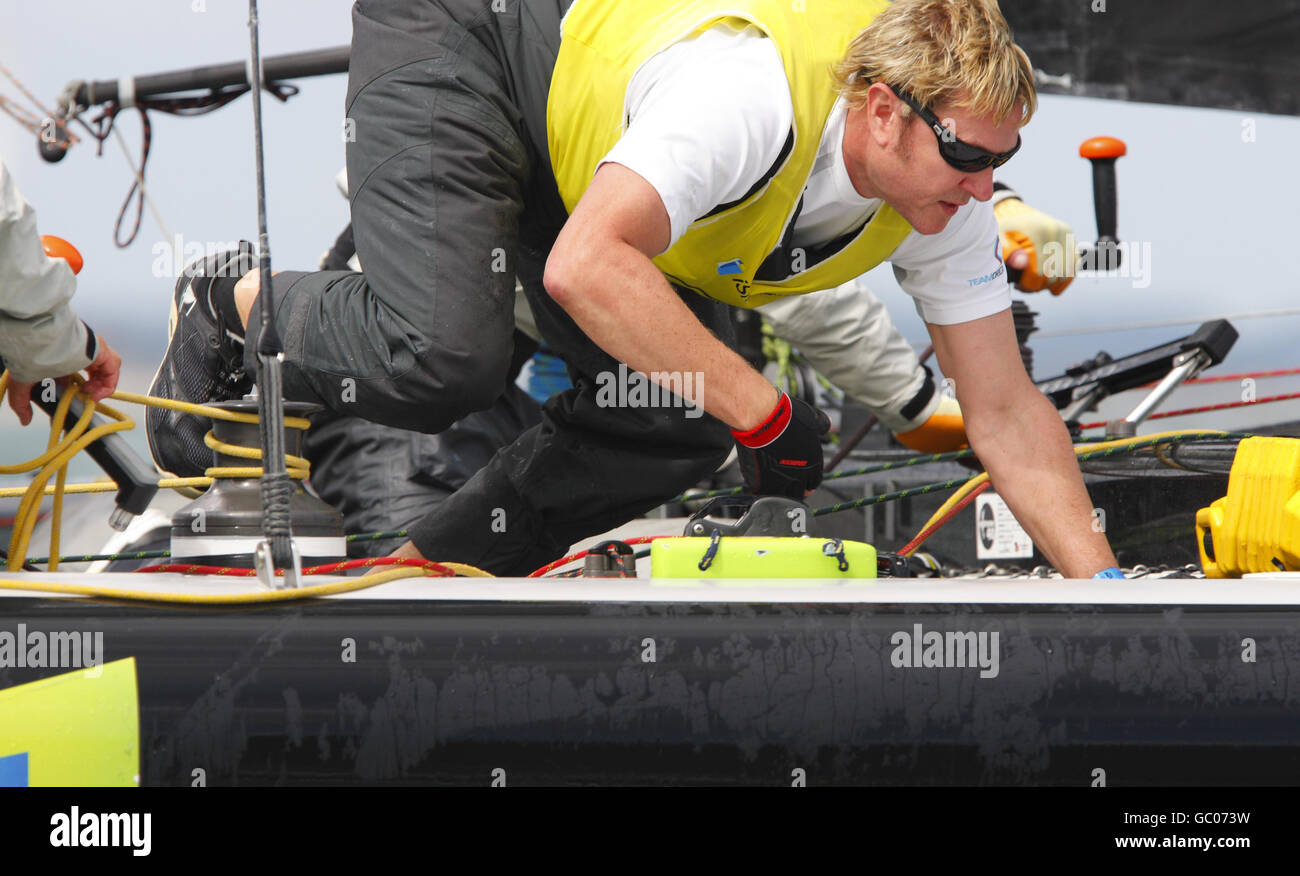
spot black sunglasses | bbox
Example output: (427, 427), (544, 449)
(889, 84), (1021, 173)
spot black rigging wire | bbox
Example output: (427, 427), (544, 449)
(71, 82), (298, 247)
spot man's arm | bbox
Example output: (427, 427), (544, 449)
(927, 308), (1117, 578)
(0, 166), (95, 384)
(543, 161), (778, 431)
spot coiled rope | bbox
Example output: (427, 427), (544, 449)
(0, 373), (494, 580)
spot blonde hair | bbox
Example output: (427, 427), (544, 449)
(832, 0), (1036, 125)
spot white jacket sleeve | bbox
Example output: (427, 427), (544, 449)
(0, 156), (95, 383)
(756, 278), (932, 432)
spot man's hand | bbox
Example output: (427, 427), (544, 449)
(5, 339), (122, 426)
(995, 193), (1075, 295)
(5, 377), (39, 426)
(80, 339), (122, 402)
(732, 391), (830, 499)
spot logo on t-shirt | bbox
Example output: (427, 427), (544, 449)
(967, 241), (1006, 287)
(966, 264), (1005, 287)
(716, 258), (744, 276)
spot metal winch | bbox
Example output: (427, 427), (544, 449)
(169, 398), (346, 567)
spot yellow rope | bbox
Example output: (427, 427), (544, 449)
(108, 390), (311, 430)
(0, 564), (436, 604)
(1, 373), (136, 570)
(1, 371), (495, 579)
(903, 428), (1229, 555)
(0, 372), (497, 582)
(2, 373), (317, 572)
(432, 562), (495, 578)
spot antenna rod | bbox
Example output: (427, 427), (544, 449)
(246, 0), (297, 585)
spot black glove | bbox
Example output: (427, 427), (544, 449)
(732, 391), (830, 500)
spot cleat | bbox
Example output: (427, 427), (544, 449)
(146, 242), (258, 477)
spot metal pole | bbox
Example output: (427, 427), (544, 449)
(246, 0), (298, 587)
(72, 46), (351, 108)
(1104, 350), (1212, 439)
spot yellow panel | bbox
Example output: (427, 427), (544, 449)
(652, 536), (876, 579)
(0, 657), (139, 787)
(1197, 437), (1300, 577)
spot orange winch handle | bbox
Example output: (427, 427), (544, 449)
(1079, 136), (1127, 160)
(41, 234), (83, 275)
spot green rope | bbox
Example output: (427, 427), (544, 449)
(674, 433), (1241, 504)
(824, 448), (978, 479)
(813, 476), (976, 516)
(20, 433), (1249, 565)
(811, 432), (1249, 517)
(26, 549), (171, 565)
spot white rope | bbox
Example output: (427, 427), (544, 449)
(109, 121), (174, 247)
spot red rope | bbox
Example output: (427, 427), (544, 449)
(1078, 391), (1300, 431)
(1120, 367), (1300, 391)
(527, 536), (663, 578)
(135, 557), (457, 577)
(898, 481), (991, 557)
(1183, 367), (1300, 385)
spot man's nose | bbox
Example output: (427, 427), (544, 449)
(960, 168), (995, 201)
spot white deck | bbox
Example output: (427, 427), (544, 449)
(1, 570), (1298, 605)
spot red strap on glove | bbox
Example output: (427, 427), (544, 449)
(731, 391), (829, 499)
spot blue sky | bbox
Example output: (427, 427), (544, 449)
(2, 0), (1298, 442)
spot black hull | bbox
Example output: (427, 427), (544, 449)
(4, 597), (1298, 786)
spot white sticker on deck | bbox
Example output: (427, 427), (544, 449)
(975, 493), (1034, 559)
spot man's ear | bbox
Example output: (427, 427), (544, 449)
(863, 81), (906, 148)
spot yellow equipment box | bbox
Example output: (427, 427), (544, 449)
(1196, 436), (1300, 577)
(651, 536), (877, 579)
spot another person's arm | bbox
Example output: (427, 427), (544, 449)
(926, 308), (1117, 577)
(0, 158), (121, 424)
(993, 182), (1076, 294)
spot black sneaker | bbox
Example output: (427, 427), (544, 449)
(146, 242), (258, 477)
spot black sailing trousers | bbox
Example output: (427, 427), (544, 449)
(243, 0), (735, 574)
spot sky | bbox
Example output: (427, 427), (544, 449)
(1, 0), (1298, 459)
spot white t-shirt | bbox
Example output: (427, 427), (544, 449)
(596, 24), (1011, 326)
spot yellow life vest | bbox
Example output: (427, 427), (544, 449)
(547, 0), (912, 309)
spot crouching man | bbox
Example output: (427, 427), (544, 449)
(149, 0), (1117, 577)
